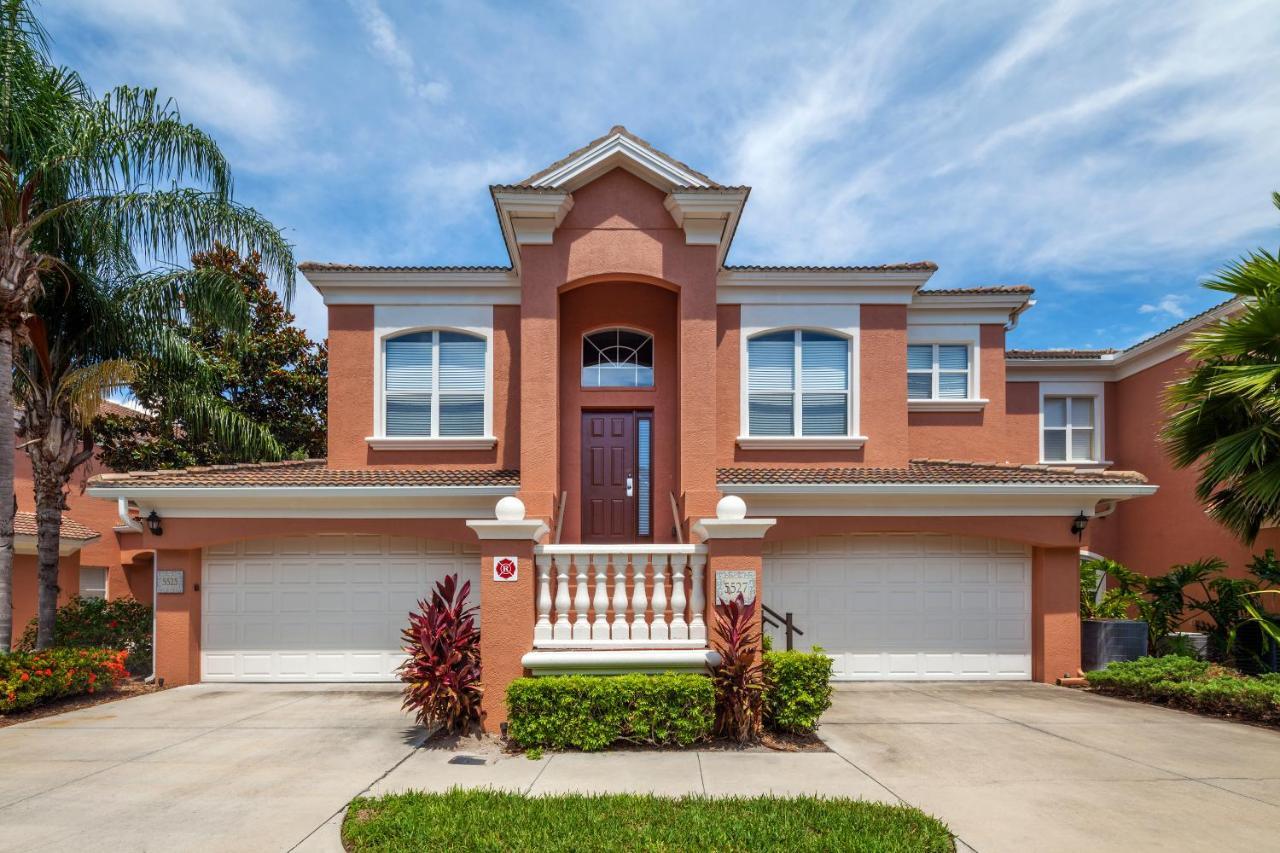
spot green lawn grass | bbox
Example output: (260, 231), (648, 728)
(342, 789), (953, 852)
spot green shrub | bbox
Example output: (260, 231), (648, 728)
(0, 648), (130, 713)
(1085, 655), (1280, 724)
(763, 648), (834, 734)
(505, 673), (714, 751)
(18, 596), (153, 676)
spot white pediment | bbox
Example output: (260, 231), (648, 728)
(527, 130), (714, 192)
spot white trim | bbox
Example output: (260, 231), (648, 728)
(663, 191), (748, 266)
(692, 517), (777, 540)
(735, 435), (868, 450)
(521, 649), (721, 675)
(87, 485), (517, 519)
(528, 131), (713, 192)
(536, 543), (705, 556)
(301, 268), (519, 307)
(739, 305), (860, 443)
(13, 533), (99, 556)
(1038, 381), (1106, 465)
(466, 518), (549, 541)
(373, 305), (493, 444)
(717, 268), (932, 305)
(907, 398), (989, 413)
(907, 325), (982, 401)
(365, 436), (496, 451)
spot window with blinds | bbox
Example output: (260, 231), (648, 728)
(1043, 396), (1095, 462)
(747, 330), (849, 436)
(384, 330), (486, 437)
(907, 344), (971, 399)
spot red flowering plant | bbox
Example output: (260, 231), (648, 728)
(399, 574), (484, 735)
(710, 595), (765, 744)
(17, 596), (153, 676)
(0, 648), (129, 713)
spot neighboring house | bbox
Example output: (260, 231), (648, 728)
(9, 400), (153, 641)
(82, 128), (1256, 728)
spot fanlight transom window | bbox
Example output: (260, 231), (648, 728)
(582, 328), (654, 388)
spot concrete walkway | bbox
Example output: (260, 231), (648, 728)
(3, 681), (1279, 852)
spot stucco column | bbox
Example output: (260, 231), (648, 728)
(678, 254), (720, 528)
(153, 548), (201, 686)
(467, 497), (549, 732)
(1032, 545), (1082, 682)
(516, 247), (560, 520)
(693, 496), (776, 644)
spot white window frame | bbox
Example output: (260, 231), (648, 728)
(737, 304), (865, 449)
(581, 326), (655, 389)
(79, 566), (107, 600)
(369, 305), (496, 450)
(1039, 381), (1109, 466)
(905, 325), (987, 412)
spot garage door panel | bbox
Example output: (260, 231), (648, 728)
(201, 536), (477, 682)
(764, 534), (1030, 681)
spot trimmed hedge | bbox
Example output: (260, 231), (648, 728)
(763, 648), (834, 734)
(1086, 655), (1280, 724)
(1, 648), (129, 714)
(506, 673), (714, 751)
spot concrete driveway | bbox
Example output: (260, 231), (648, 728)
(820, 682), (1280, 852)
(0, 684), (418, 853)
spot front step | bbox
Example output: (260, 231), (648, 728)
(521, 649), (720, 676)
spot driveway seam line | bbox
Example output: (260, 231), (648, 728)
(525, 751), (553, 795)
(0, 693), (313, 812)
(696, 751), (706, 795)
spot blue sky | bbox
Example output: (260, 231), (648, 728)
(43, 0), (1280, 349)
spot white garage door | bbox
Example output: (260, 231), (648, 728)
(763, 534), (1030, 680)
(202, 535), (479, 682)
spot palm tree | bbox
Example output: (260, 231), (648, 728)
(0, 0), (293, 649)
(1163, 192), (1280, 544)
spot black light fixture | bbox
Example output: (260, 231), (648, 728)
(1071, 512), (1089, 539)
(146, 510), (164, 537)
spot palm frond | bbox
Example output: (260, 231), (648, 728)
(55, 360), (134, 428)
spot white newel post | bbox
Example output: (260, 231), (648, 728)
(611, 557), (629, 640)
(669, 554), (688, 640)
(552, 556), (571, 640)
(571, 556), (590, 641)
(689, 551), (707, 642)
(650, 554), (669, 641)
(591, 554), (610, 641)
(534, 556), (553, 642)
(630, 552), (650, 641)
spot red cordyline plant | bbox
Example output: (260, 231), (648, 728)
(399, 574), (484, 735)
(710, 595), (765, 744)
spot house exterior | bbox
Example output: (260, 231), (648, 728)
(83, 127), (1267, 729)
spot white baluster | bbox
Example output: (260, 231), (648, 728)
(572, 555), (591, 641)
(669, 554), (688, 640)
(610, 556), (629, 640)
(591, 553), (610, 641)
(650, 554), (669, 641)
(630, 552), (650, 641)
(534, 555), (553, 643)
(553, 555), (572, 640)
(689, 552), (707, 642)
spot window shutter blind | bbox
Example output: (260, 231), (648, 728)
(385, 333), (433, 436)
(438, 332), (486, 436)
(800, 332), (848, 435)
(906, 345), (933, 370)
(637, 419), (651, 536)
(748, 332), (794, 390)
(937, 345), (968, 370)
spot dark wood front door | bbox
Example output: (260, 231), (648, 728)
(581, 411), (648, 542)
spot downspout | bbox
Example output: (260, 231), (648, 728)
(1005, 298), (1036, 332)
(1093, 500), (1118, 519)
(117, 500), (158, 684)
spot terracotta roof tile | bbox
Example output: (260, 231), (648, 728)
(1006, 348), (1119, 360)
(1121, 296), (1240, 353)
(518, 125), (723, 189)
(14, 512), (99, 540)
(90, 459), (519, 489)
(299, 263), (511, 273)
(724, 262), (938, 273)
(919, 285), (1034, 295)
(717, 459), (1147, 486)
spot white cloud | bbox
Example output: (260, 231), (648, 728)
(348, 1), (448, 102)
(1139, 294), (1191, 320)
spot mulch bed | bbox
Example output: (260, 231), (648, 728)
(0, 679), (163, 728)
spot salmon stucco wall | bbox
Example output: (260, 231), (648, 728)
(519, 168), (720, 528)
(153, 548), (202, 685)
(326, 304), (520, 470)
(1087, 353), (1280, 577)
(11, 552), (78, 640)
(558, 281), (679, 542)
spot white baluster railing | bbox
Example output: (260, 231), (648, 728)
(532, 544), (709, 649)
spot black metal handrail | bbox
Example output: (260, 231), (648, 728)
(761, 604), (804, 651)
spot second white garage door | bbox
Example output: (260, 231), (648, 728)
(763, 534), (1031, 680)
(202, 534), (479, 682)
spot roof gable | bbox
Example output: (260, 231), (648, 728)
(516, 126), (722, 193)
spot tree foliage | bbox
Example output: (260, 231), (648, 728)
(95, 246), (326, 470)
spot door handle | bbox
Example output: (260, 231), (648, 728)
(626, 476), (634, 497)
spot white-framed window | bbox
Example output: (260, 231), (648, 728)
(907, 344), (971, 400)
(746, 329), (850, 437)
(582, 328), (654, 388)
(1043, 396), (1096, 462)
(383, 330), (486, 438)
(79, 566), (107, 600)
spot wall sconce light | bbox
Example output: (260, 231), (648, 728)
(146, 511), (164, 537)
(1071, 512), (1089, 539)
